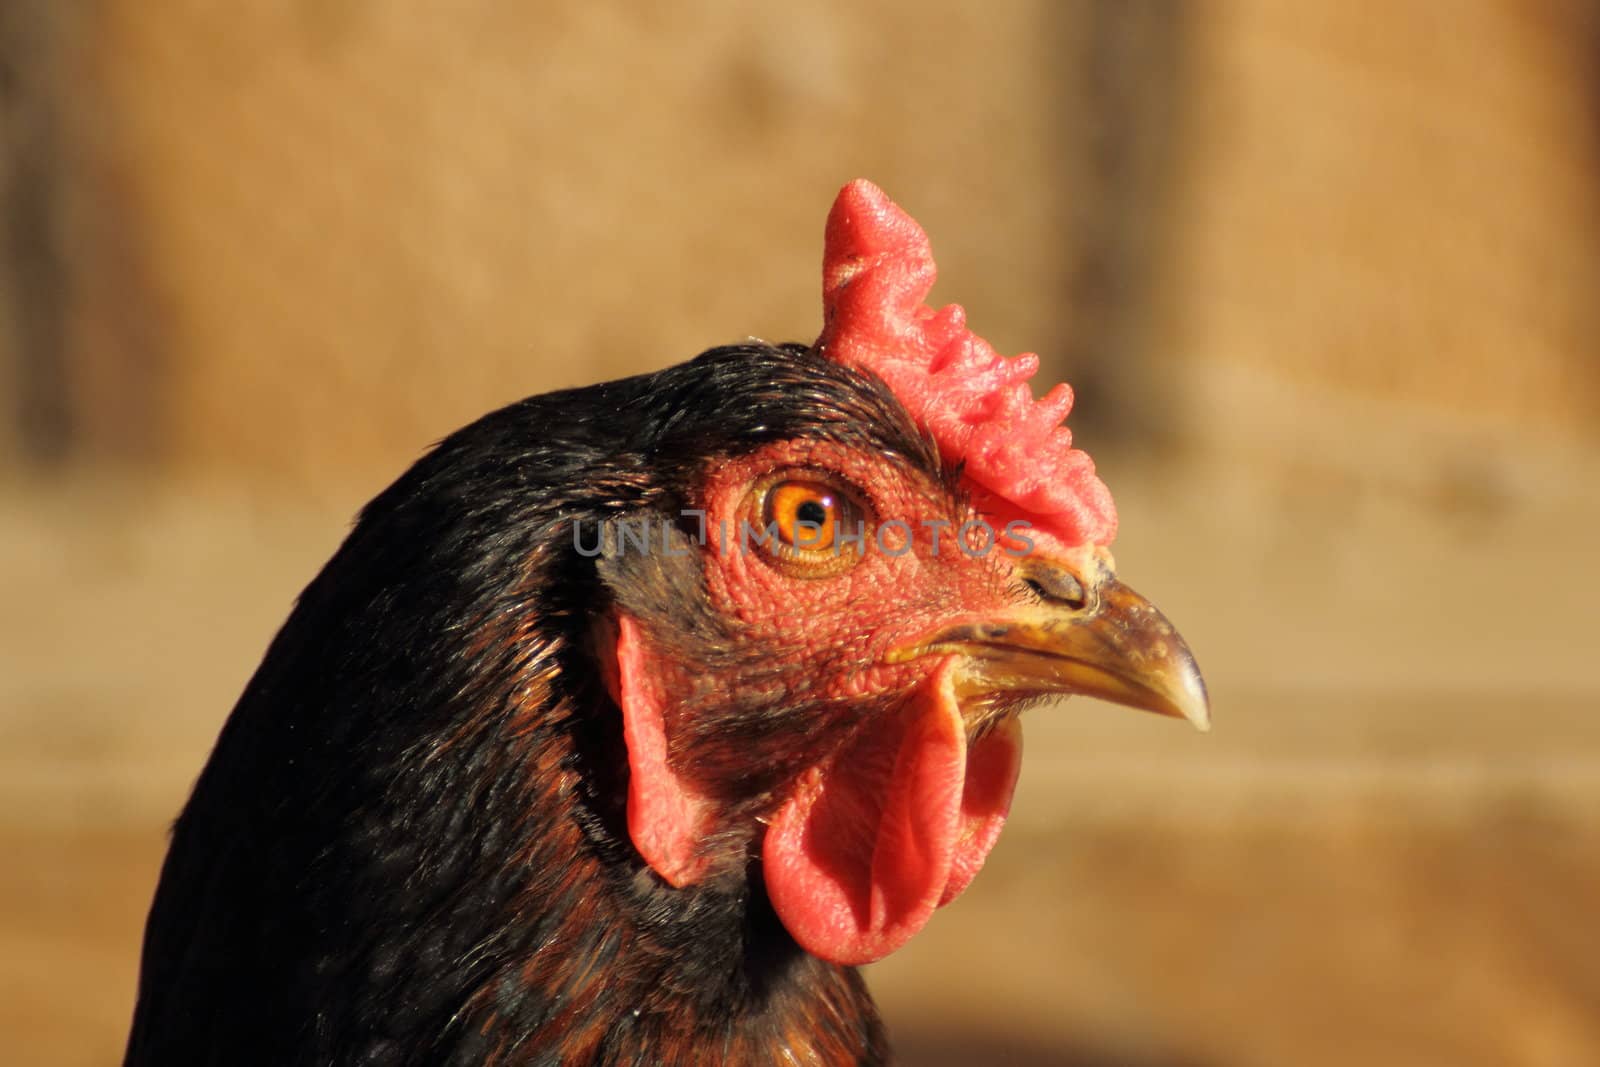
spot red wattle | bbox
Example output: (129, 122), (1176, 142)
(762, 662), (1024, 965)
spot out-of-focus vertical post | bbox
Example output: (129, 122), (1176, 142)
(0, 2), (71, 470)
(1051, 1), (1191, 449)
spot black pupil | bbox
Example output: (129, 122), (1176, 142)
(797, 498), (829, 528)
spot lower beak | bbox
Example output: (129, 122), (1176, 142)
(896, 567), (1211, 731)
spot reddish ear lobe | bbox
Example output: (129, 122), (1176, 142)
(607, 613), (715, 887)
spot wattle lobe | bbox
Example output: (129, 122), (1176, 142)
(762, 663), (1024, 965)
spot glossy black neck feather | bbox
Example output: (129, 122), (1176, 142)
(125, 344), (929, 1066)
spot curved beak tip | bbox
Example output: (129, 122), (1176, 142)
(1151, 647), (1211, 733)
(1176, 676), (1212, 733)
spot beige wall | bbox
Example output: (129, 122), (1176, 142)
(12, 2), (1596, 491)
(1156, 1), (1600, 471)
(49, 1), (1088, 483)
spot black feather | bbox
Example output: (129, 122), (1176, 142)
(124, 343), (930, 1066)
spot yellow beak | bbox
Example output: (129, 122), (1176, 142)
(894, 556), (1210, 731)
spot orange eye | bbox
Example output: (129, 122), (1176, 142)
(765, 481), (846, 548)
(752, 477), (867, 575)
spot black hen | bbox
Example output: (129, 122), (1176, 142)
(126, 182), (1207, 1066)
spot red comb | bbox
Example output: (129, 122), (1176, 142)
(815, 180), (1117, 549)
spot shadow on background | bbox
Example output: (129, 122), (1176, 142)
(894, 1027), (1215, 1067)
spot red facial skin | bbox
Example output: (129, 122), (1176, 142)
(701, 440), (1012, 685)
(612, 437), (1035, 966)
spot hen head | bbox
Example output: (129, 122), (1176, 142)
(600, 181), (1208, 967)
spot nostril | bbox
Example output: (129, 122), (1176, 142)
(1023, 567), (1088, 610)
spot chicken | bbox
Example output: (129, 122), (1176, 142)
(124, 180), (1208, 1066)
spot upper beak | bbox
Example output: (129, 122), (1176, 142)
(894, 553), (1211, 731)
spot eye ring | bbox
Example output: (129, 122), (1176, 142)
(745, 473), (870, 578)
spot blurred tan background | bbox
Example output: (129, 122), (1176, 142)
(3, 2), (1599, 1065)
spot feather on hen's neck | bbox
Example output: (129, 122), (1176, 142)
(815, 179), (1116, 553)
